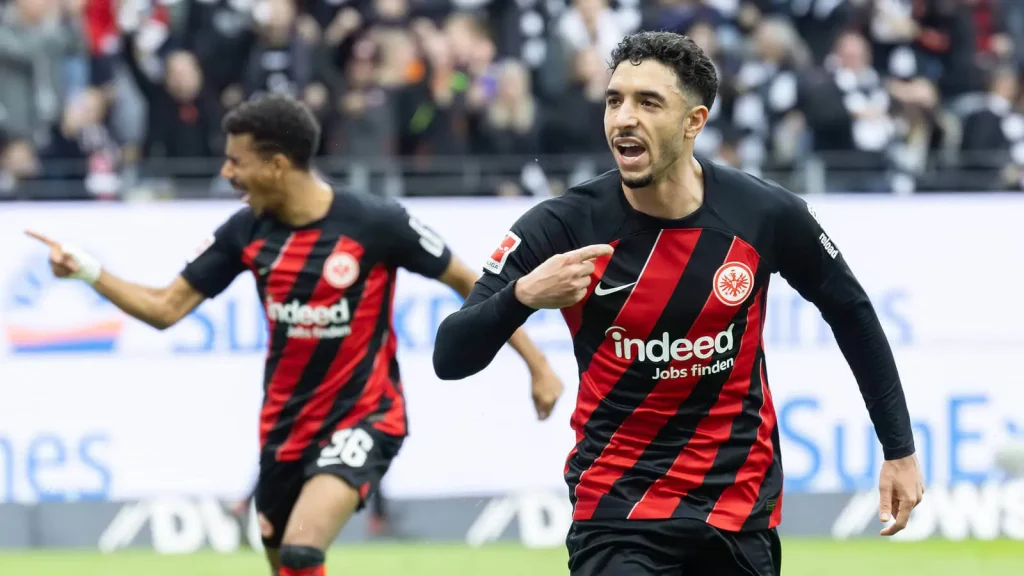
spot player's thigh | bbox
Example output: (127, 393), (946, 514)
(694, 525), (781, 576)
(566, 519), (682, 576)
(282, 423), (404, 548)
(254, 459), (306, 551)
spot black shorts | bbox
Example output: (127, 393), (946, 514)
(254, 421), (404, 548)
(566, 517), (781, 576)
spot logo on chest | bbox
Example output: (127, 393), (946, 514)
(713, 261), (753, 306)
(323, 252), (360, 290)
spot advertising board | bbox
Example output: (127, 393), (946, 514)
(1, 196), (1022, 504)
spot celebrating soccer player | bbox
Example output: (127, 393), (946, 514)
(25, 94), (563, 576)
(433, 31), (924, 575)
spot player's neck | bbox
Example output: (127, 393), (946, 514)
(623, 155), (704, 220)
(275, 174), (334, 227)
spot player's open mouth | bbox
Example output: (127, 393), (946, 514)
(614, 138), (648, 167)
(230, 181), (250, 202)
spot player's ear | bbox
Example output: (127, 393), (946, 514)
(271, 153), (291, 175)
(683, 105), (709, 140)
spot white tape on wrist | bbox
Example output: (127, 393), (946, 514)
(62, 244), (102, 285)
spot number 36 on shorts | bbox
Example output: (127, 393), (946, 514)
(316, 428), (375, 468)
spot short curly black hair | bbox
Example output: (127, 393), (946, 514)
(610, 31), (719, 110)
(221, 93), (321, 170)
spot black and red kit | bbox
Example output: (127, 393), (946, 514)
(182, 188), (452, 547)
(433, 159), (914, 574)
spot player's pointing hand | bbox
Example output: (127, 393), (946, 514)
(514, 244), (614, 309)
(24, 230), (103, 284)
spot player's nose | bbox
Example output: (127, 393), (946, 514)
(220, 161), (233, 180)
(610, 103), (640, 129)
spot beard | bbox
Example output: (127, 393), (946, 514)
(621, 171), (655, 189)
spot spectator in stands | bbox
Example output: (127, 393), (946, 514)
(473, 59), (540, 157)
(0, 131), (41, 198)
(641, 0), (723, 38)
(179, 0), (260, 111)
(542, 47), (609, 158)
(557, 0), (640, 61)
(725, 16), (811, 176)
(328, 36), (395, 159)
(5, 0), (1024, 198)
(961, 65), (1023, 190)
(121, 31), (218, 159)
(0, 0), (87, 163)
(801, 30), (896, 192)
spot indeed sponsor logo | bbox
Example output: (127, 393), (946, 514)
(605, 325), (737, 380)
(265, 298), (351, 340)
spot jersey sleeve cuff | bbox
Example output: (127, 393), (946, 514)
(882, 442), (916, 461)
(178, 267), (217, 299)
(496, 280), (536, 326)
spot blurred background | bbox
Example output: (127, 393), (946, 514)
(2, 0), (1024, 574)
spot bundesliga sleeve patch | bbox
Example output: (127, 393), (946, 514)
(186, 234), (215, 263)
(484, 231), (521, 274)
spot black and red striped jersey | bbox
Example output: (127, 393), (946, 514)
(433, 158), (914, 532)
(181, 189), (452, 462)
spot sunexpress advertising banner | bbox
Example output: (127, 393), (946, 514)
(0, 195), (1022, 506)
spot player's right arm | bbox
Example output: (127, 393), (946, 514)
(432, 200), (612, 380)
(24, 210), (250, 331)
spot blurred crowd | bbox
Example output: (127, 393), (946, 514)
(2, 0), (1024, 199)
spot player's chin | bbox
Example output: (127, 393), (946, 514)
(619, 166), (654, 190)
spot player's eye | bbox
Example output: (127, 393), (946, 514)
(606, 97), (621, 107)
(642, 100), (659, 109)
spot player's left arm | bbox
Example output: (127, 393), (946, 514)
(773, 192), (924, 534)
(387, 205), (563, 419)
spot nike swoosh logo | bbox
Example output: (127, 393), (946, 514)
(594, 281), (637, 296)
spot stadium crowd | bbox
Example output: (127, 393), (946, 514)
(1, 0), (1023, 199)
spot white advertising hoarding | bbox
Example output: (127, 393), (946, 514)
(1, 195), (1022, 503)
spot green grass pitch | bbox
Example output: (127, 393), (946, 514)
(1, 539), (1021, 575)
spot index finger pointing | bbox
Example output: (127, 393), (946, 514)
(24, 230), (58, 248)
(566, 244), (614, 263)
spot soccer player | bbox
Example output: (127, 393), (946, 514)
(25, 94), (563, 576)
(433, 32), (924, 575)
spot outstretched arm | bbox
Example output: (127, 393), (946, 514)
(92, 273), (204, 330)
(24, 209), (250, 332)
(25, 231), (205, 330)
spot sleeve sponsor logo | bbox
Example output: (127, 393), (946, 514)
(186, 235), (215, 264)
(806, 202), (839, 259)
(819, 232), (839, 259)
(484, 232), (521, 275)
(806, 202), (821, 225)
(407, 216), (446, 258)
